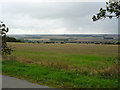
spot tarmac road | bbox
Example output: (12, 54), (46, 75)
(2, 75), (50, 88)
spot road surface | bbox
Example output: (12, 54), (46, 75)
(2, 75), (50, 88)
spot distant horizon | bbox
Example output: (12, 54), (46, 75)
(7, 33), (118, 35)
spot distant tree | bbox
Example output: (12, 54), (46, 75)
(60, 42), (65, 44)
(6, 37), (21, 42)
(37, 41), (40, 43)
(0, 21), (13, 56)
(115, 41), (120, 44)
(92, 0), (120, 21)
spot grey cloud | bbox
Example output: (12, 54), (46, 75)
(0, 2), (118, 34)
(2, 2), (105, 19)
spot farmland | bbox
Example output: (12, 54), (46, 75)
(2, 42), (119, 88)
(8, 34), (118, 44)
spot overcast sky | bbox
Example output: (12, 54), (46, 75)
(0, 1), (118, 34)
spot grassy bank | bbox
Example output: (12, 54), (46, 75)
(2, 60), (118, 88)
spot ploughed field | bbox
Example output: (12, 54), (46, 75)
(2, 42), (119, 88)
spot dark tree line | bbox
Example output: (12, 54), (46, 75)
(6, 37), (21, 42)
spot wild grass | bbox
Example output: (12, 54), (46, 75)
(2, 60), (119, 88)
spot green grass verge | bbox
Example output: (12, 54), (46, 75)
(2, 60), (118, 88)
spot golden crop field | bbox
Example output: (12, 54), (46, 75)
(8, 42), (118, 57)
